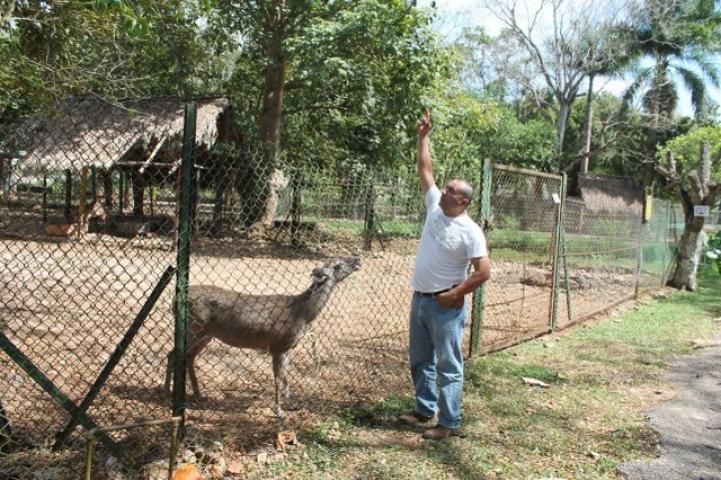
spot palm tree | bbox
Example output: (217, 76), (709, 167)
(621, 0), (721, 186)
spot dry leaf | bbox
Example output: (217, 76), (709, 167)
(172, 464), (205, 480)
(522, 377), (549, 388)
(275, 430), (297, 452)
(226, 460), (243, 475)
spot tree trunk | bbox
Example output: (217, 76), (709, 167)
(0, 157), (8, 202)
(668, 217), (704, 291)
(579, 75), (594, 174)
(643, 58), (667, 187)
(246, 0), (287, 230)
(556, 101), (570, 171)
(210, 174), (230, 238)
(659, 143), (719, 291)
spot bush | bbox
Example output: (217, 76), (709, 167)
(703, 231), (721, 274)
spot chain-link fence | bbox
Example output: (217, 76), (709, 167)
(1, 99), (680, 478)
(0, 97), (223, 478)
(475, 164), (562, 351)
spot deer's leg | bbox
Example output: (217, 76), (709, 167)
(282, 352), (290, 399)
(272, 352), (288, 418)
(186, 336), (212, 399)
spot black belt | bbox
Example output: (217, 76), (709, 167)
(415, 286), (454, 297)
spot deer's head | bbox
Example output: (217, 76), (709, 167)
(310, 257), (361, 286)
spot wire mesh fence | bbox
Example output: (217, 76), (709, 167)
(557, 204), (642, 328)
(0, 97), (223, 478)
(478, 165), (562, 350)
(1, 98), (681, 478)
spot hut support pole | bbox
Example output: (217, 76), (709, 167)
(102, 169), (114, 210)
(119, 170), (125, 213)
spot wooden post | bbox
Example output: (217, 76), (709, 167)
(90, 166), (97, 204)
(77, 167), (89, 237)
(363, 182), (375, 251)
(64, 169), (72, 222)
(102, 169), (114, 210)
(42, 173), (48, 224)
(119, 170), (125, 213)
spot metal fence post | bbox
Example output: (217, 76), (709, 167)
(634, 186), (652, 297)
(549, 173), (567, 330)
(661, 198), (671, 285)
(173, 103), (196, 424)
(469, 158), (492, 357)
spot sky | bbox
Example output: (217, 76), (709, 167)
(420, 0), (721, 119)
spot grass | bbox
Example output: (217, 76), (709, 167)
(244, 272), (721, 480)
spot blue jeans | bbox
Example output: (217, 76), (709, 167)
(409, 292), (466, 429)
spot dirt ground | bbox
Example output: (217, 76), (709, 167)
(0, 232), (657, 477)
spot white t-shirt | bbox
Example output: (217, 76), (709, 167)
(411, 185), (487, 293)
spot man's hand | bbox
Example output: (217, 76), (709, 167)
(435, 257), (491, 309)
(417, 109), (432, 138)
(417, 109), (434, 194)
(434, 291), (464, 309)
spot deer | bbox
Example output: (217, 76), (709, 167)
(164, 257), (360, 417)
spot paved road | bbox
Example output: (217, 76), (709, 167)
(619, 331), (721, 480)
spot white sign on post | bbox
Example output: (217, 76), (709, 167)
(694, 205), (710, 217)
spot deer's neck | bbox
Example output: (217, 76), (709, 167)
(291, 279), (336, 323)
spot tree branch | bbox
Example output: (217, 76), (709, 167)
(687, 170), (704, 205)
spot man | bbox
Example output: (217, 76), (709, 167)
(400, 110), (491, 440)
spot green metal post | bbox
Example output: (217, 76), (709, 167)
(661, 199), (671, 285)
(53, 266), (176, 450)
(550, 174), (567, 330)
(0, 332), (119, 456)
(173, 103), (196, 423)
(634, 218), (646, 298)
(469, 158), (492, 357)
(562, 220), (572, 325)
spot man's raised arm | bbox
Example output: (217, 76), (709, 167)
(417, 110), (435, 195)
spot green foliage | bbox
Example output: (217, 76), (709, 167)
(1, 0), (227, 121)
(622, 0), (721, 126)
(428, 92), (557, 172)
(703, 230), (721, 273)
(657, 125), (721, 181)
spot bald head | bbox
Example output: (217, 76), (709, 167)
(453, 179), (474, 204)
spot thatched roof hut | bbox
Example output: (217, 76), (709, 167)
(3, 96), (231, 173)
(578, 174), (643, 213)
